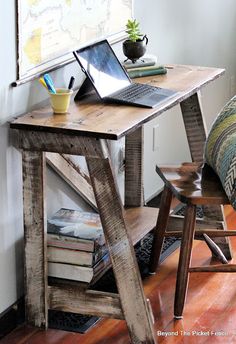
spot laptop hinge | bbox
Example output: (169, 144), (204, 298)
(74, 77), (96, 101)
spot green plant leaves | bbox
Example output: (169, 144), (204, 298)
(125, 19), (143, 42)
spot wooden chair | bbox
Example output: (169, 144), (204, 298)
(149, 162), (236, 319)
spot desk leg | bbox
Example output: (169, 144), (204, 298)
(180, 93), (232, 259)
(86, 154), (156, 344)
(22, 151), (48, 328)
(180, 93), (206, 163)
(125, 126), (144, 207)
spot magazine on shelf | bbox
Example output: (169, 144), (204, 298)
(47, 208), (106, 253)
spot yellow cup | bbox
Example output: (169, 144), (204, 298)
(49, 88), (73, 114)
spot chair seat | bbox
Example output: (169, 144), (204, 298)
(156, 162), (229, 205)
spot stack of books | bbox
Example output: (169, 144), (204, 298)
(47, 208), (110, 284)
(123, 55), (167, 79)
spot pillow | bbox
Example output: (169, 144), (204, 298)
(204, 95), (236, 210)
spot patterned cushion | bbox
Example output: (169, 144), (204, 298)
(204, 96), (236, 209)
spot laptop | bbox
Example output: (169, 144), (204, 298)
(73, 40), (177, 108)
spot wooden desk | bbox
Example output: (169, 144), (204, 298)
(10, 64), (229, 344)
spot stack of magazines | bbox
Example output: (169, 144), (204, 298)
(123, 55), (167, 79)
(47, 208), (110, 284)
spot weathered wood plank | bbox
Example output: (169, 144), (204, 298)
(149, 186), (172, 273)
(170, 214), (224, 230)
(46, 142), (120, 212)
(168, 214), (224, 231)
(180, 93), (232, 259)
(48, 286), (123, 319)
(23, 151), (47, 328)
(86, 141), (156, 344)
(17, 130), (106, 157)
(46, 152), (97, 210)
(10, 65), (225, 141)
(180, 93), (207, 163)
(125, 126), (144, 207)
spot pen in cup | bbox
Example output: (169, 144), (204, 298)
(39, 77), (48, 89)
(38, 73), (73, 114)
(68, 76), (75, 90)
(43, 74), (56, 94)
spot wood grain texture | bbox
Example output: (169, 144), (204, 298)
(48, 286), (124, 319)
(86, 148), (156, 343)
(174, 204), (196, 318)
(125, 126), (144, 207)
(46, 152), (97, 209)
(10, 65), (224, 141)
(156, 163), (229, 205)
(124, 207), (159, 245)
(17, 130), (106, 157)
(149, 186), (172, 273)
(22, 151), (47, 328)
(180, 92), (207, 163)
(167, 214), (224, 232)
(180, 92), (232, 259)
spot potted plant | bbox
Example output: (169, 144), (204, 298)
(123, 19), (148, 63)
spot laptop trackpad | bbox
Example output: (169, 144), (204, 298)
(137, 94), (168, 107)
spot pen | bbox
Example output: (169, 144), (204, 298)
(68, 76), (75, 90)
(43, 74), (56, 94)
(39, 77), (48, 89)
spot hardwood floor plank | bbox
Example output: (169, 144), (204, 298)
(0, 326), (39, 344)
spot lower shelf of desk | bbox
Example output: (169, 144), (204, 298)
(49, 206), (158, 285)
(125, 206), (158, 244)
(48, 206), (158, 318)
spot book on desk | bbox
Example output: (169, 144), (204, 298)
(122, 54), (167, 78)
(47, 208), (109, 282)
(126, 64), (167, 79)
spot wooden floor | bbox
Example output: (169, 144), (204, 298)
(1, 205), (236, 344)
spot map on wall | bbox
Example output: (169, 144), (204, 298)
(17, 0), (133, 80)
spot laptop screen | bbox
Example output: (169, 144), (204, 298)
(74, 40), (131, 98)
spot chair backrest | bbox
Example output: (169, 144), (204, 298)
(204, 96), (236, 210)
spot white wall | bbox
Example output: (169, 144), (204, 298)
(134, 0), (236, 200)
(0, 1), (91, 313)
(0, 0), (236, 313)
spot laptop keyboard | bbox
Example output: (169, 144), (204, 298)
(111, 83), (160, 102)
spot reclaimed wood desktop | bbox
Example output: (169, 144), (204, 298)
(10, 65), (230, 344)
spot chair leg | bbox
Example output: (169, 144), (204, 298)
(149, 186), (172, 274)
(174, 204), (196, 319)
